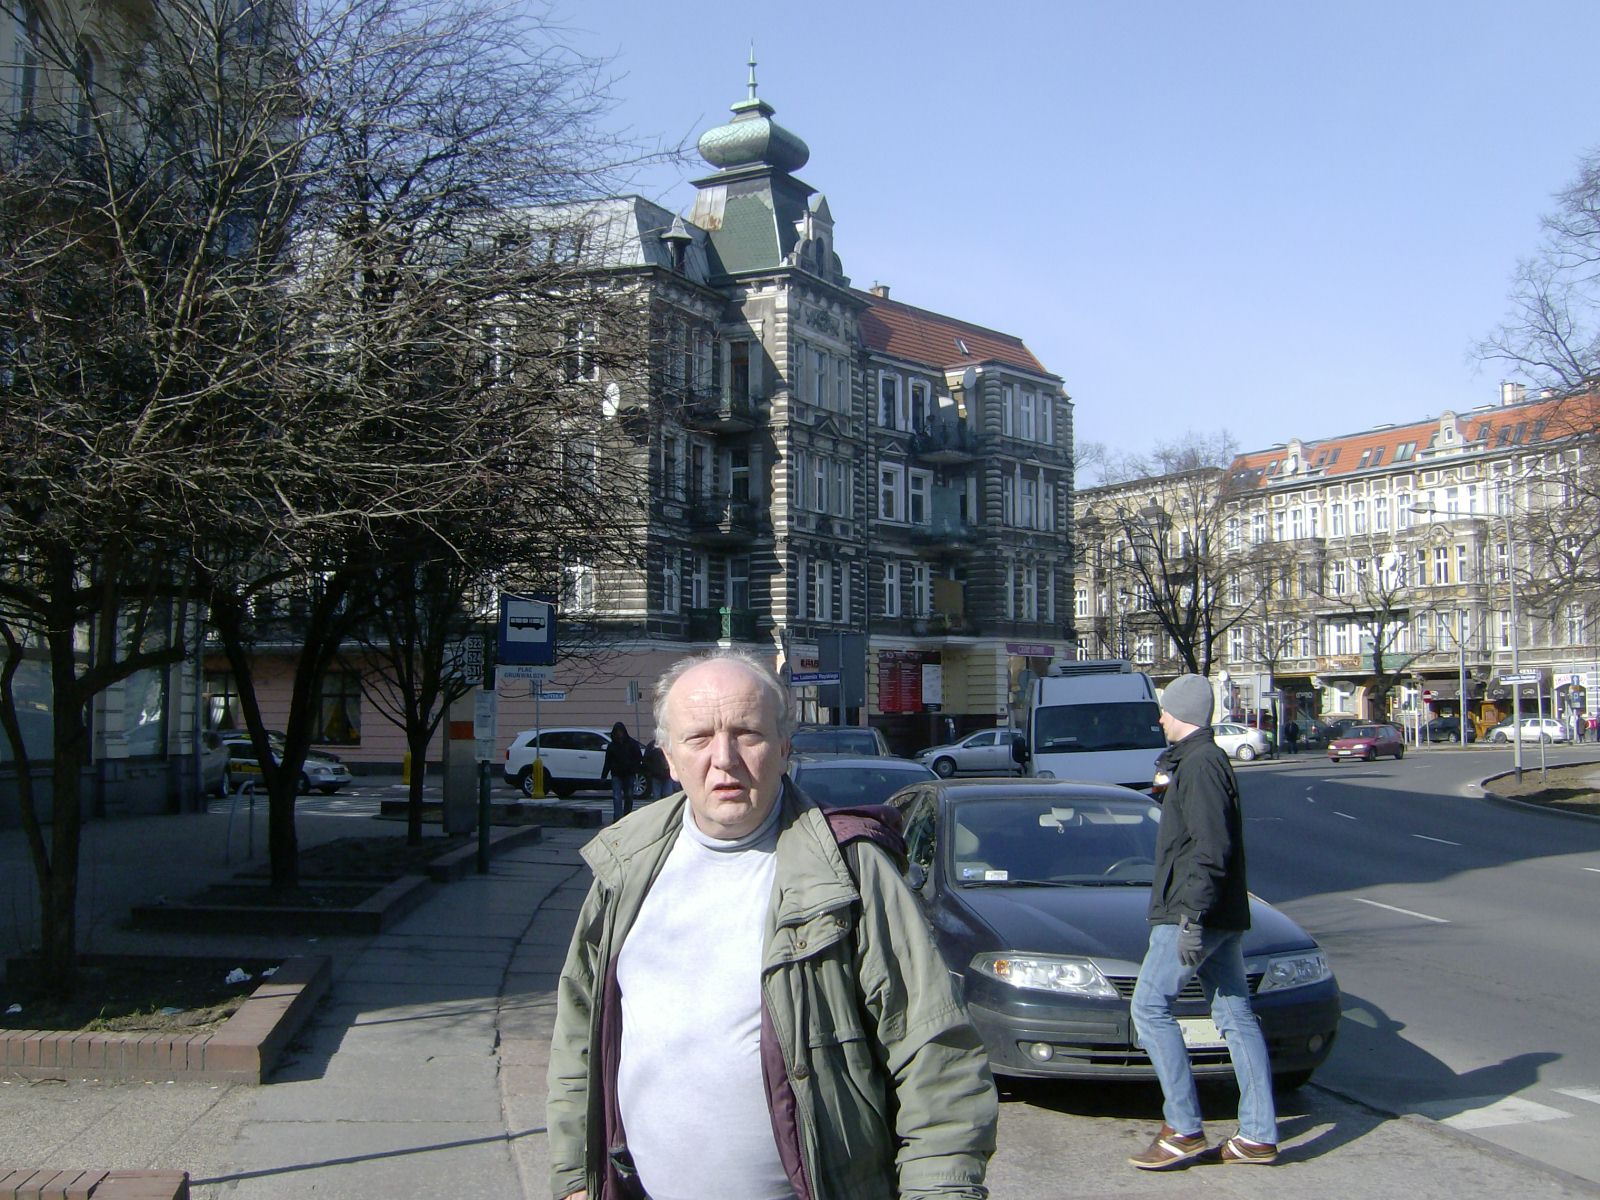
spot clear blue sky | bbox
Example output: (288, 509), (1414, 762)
(555, 0), (1599, 465)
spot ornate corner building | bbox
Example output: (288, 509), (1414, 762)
(548, 68), (1076, 754)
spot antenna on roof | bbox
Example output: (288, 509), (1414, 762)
(747, 43), (758, 100)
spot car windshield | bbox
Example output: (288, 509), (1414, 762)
(1348, 726), (1381, 739)
(791, 763), (930, 808)
(1033, 701), (1164, 753)
(791, 728), (883, 755)
(949, 796), (1162, 886)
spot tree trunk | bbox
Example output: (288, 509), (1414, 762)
(406, 724), (431, 845)
(38, 621), (90, 997)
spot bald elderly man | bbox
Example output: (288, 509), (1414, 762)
(546, 649), (996, 1200)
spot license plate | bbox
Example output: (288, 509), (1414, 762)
(1178, 1017), (1226, 1050)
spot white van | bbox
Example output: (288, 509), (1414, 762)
(1025, 660), (1166, 790)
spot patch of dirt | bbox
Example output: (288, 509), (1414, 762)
(249, 833), (473, 881)
(1483, 761), (1600, 814)
(1, 955), (281, 1034)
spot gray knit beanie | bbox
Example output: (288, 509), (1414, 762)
(1160, 675), (1214, 727)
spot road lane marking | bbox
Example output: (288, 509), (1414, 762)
(1584, 867), (1600, 875)
(1417, 1095), (1570, 1130)
(1555, 1086), (1600, 1106)
(1412, 834), (1462, 846)
(1333, 811), (1357, 820)
(1352, 897), (1450, 924)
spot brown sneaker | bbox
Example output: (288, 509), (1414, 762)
(1129, 1125), (1209, 1170)
(1220, 1134), (1278, 1165)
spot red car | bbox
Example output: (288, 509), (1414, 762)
(1328, 724), (1405, 762)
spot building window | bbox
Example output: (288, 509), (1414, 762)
(831, 460), (850, 517)
(796, 555), (809, 619)
(812, 455), (828, 513)
(1494, 542), (1508, 582)
(1331, 560), (1346, 595)
(691, 553), (708, 608)
(1225, 517), (1240, 550)
(205, 672), (241, 731)
(1330, 504), (1345, 537)
(910, 380), (931, 432)
(1455, 544), (1469, 584)
(883, 560), (900, 617)
(1001, 385), (1015, 436)
(812, 560), (833, 622)
(1565, 603), (1586, 645)
(911, 563), (931, 617)
(664, 555), (680, 614)
(1251, 512), (1266, 545)
(1021, 566), (1038, 620)
(1040, 393), (1053, 444)
(1374, 496), (1389, 532)
(1134, 633), (1154, 662)
(1228, 627), (1245, 662)
(1352, 500), (1367, 534)
(879, 463), (904, 522)
(565, 563), (596, 612)
(726, 556), (748, 610)
(1019, 391), (1036, 441)
(727, 339), (753, 402)
(1432, 546), (1449, 584)
(877, 371), (900, 428)
(1075, 586), (1088, 619)
(316, 672), (361, 745)
(563, 319), (597, 382)
(1020, 476), (1039, 529)
(1290, 507), (1305, 539)
(908, 470), (931, 525)
(1272, 510), (1285, 542)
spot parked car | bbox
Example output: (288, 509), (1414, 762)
(219, 730), (354, 794)
(1326, 716), (1363, 738)
(1211, 722), (1273, 762)
(914, 728), (1026, 778)
(1293, 719), (1339, 748)
(1487, 717), (1569, 744)
(503, 726), (651, 798)
(890, 778), (1340, 1086)
(1422, 716), (1476, 744)
(789, 724), (891, 757)
(200, 729), (230, 796)
(787, 755), (936, 808)
(1328, 724), (1405, 762)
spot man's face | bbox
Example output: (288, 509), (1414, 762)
(1158, 708), (1185, 744)
(662, 660), (790, 840)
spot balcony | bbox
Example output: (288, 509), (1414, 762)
(677, 390), (757, 434)
(909, 419), (983, 464)
(685, 498), (760, 545)
(907, 515), (982, 555)
(688, 606), (758, 642)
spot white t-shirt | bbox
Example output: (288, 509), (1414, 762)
(616, 802), (795, 1200)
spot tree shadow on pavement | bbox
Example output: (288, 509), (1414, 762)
(1326, 988), (1561, 1120)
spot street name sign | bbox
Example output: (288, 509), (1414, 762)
(497, 664), (554, 683)
(789, 671), (841, 686)
(1501, 673), (1540, 686)
(535, 689), (567, 702)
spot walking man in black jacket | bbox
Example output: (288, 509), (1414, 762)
(1129, 674), (1278, 1170)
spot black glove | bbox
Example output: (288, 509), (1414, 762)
(1177, 917), (1204, 968)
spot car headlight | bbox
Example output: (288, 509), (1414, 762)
(971, 953), (1118, 999)
(1255, 950), (1332, 992)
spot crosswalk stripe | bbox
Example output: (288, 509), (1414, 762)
(1417, 1095), (1571, 1130)
(1555, 1086), (1600, 1105)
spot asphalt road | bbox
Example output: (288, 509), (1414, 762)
(1239, 743), (1600, 1186)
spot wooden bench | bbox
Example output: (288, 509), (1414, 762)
(0, 1168), (188, 1198)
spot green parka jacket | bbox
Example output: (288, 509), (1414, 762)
(545, 781), (998, 1200)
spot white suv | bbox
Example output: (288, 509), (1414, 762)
(503, 727), (649, 799)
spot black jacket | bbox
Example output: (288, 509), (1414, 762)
(1147, 727), (1251, 930)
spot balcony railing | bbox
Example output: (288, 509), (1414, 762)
(688, 606), (758, 641)
(909, 420), (983, 463)
(677, 390), (757, 434)
(686, 498), (759, 544)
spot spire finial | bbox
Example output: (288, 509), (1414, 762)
(747, 43), (758, 101)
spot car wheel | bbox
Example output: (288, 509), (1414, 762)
(1539, 733), (1552, 744)
(298, 772), (312, 795)
(630, 773), (650, 800)
(318, 785), (340, 794)
(1236, 744), (1257, 762)
(517, 768), (535, 798)
(931, 756), (958, 778)
(551, 781), (576, 799)
(1395, 745), (1404, 760)
(1364, 748), (1376, 761)
(1274, 1068), (1315, 1092)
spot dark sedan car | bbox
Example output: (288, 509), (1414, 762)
(1327, 723), (1405, 762)
(890, 778), (1340, 1086)
(787, 755), (936, 808)
(1422, 716), (1476, 744)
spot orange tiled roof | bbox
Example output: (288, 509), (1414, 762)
(856, 290), (1053, 379)
(1225, 391), (1600, 491)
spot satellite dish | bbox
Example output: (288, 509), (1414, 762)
(602, 382), (621, 419)
(961, 367), (977, 392)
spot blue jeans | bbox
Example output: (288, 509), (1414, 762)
(610, 776), (631, 823)
(1131, 922), (1277, 1144)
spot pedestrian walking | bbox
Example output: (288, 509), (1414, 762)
(640, 736), (674, 799)
(1130, 674), (1278, 1170)
(1283, 719), (1299, 756)
(600, 720), (643, 824)
(546, 649), (997, 1200)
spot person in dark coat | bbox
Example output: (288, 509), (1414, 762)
(600, 721), (642, 823)
(1129, 674), (1277, 1171)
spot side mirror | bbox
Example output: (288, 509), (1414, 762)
(906, 862), (928, 891)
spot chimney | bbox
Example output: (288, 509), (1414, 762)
(1500, 381), (1526, 407)
(869, 282), (890, 299)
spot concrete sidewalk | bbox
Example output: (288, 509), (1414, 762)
(3, 794), (1597, 1198)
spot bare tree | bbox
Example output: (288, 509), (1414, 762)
(1081, 432), (1272, 676)
(0, 0), (659, 990)
(1311, 539), (1432, 719)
